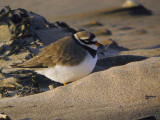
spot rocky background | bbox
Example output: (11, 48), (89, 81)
(0, 0), (160, 120)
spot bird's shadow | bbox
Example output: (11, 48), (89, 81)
(93, 55), (147, 73)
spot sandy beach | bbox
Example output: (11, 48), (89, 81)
(0, 0), (160, 120)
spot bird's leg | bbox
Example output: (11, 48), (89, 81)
(64, 83), (67, 86)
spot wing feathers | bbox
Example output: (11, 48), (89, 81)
(11, 36), (86, 68)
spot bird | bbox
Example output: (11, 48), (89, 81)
(11, 31), (103, 85)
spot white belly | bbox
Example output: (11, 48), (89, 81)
(36, 53), (97, 84)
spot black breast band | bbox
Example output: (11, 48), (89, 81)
(72, 35), (97, 58)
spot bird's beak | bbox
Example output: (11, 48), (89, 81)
(95, 42), (103, 47)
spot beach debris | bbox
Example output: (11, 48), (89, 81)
(103, 39), (113, 51)
(0, 77), (21, 90)
(17, 86), (41, 96)
(97, 39), (129, 59)
(0, 113), (11, 120)
(145, 95), (157, 100)
(105, 40), (128, 51)
(0, 69), (42, 97)
(99, 39), (128, 52)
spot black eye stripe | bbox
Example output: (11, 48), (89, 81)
(80, 40), (96, 44)
(79, 34), (96, 44)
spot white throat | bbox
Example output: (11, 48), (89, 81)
(74, 34), (98, 50)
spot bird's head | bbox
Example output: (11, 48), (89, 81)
(74, 31), (103, 50)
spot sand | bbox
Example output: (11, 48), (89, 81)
(0, 57), (160, 120)
(0, 0), (160, 120)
